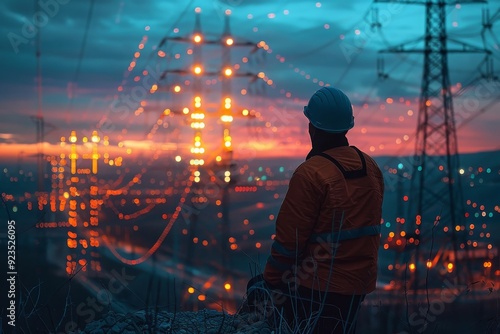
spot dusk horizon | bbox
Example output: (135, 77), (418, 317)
(1, 0), (500, 333)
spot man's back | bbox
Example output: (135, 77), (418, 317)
(264, 146), (384, 294)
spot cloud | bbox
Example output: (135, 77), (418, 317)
(1, 0), (499, 162)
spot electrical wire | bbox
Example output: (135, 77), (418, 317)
(66, 0), (96, 124)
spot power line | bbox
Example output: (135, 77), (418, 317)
(66, 0), (96, 124)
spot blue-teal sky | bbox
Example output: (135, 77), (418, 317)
(1, 0), (499, 160)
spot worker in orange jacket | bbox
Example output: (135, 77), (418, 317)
(260, 86), (384, 333)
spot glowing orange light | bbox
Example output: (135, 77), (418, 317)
(188, 287), (195, 294)
(198, 295), (206, 301)
(194, 65), (202, 75)
(225, 37), (234, 46)
(409, 263), (416, 271)
(193, 34), (202, 43)
(224, 283), (231, 290)
(224, 68), (233, 76)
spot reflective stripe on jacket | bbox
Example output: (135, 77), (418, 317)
(263, 146), (384, 295)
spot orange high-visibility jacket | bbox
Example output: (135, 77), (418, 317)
(263, 146), (384, 295)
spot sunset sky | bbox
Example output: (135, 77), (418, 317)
(1, 0), (499, 162)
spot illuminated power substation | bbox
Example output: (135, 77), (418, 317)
(156, 8), (265, 269)
(48, 130), (118, 275)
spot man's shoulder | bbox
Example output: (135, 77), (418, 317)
(295, 155), (331, 172)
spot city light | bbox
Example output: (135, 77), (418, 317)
(69, 131), (77, 143)
(224, 97), (231, 109)
(191, 113), (205, 120)
(221, 115), (233, 123)
(91, 131), (100, 143)
(190, 122), (205, 129)
(193, 33), (202, 43)
(194, 96), (202, 108)
(193, 65), (202, 75)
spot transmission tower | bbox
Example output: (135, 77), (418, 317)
(375, 0), (493, 289)
(157, 9), (261, 274)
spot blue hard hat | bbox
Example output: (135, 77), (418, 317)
(303, 87), (354, 133)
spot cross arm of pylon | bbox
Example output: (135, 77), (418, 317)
(233, 72), (259, 79)
(490, 8), (500, 23)
(379, 37), (491, 54)
(163, 34), (257, 48)
(165, 36), (192, 43)
(140, 105), (256, 120)
(160, 69), (190, 80)
(374, 0), (486, 5)
(378, 36), (424, 53)
(446, 38), (492, 54)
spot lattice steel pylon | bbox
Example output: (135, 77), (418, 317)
(375, 0), (492, 289)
